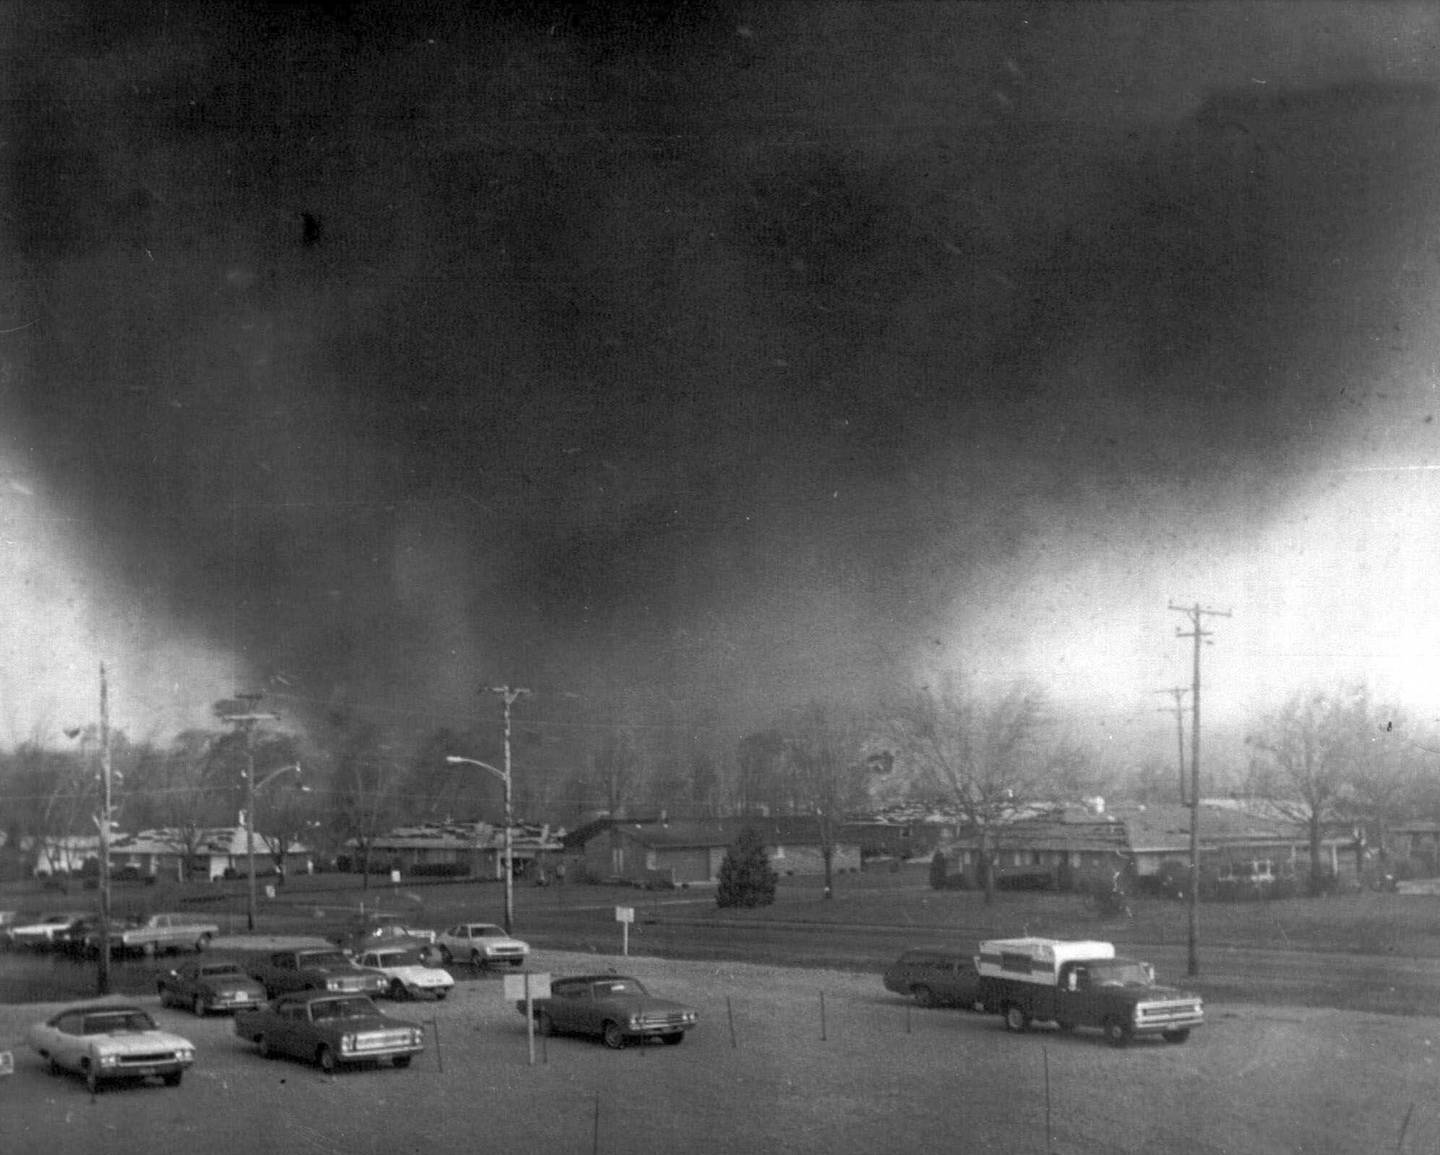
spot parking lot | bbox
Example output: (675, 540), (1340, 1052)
(3, 948), (1440, 1154)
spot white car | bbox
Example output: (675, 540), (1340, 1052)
(29, 1002), (195, 1092)
(435, 922), (530, 968)
(7, 911), (87, 949)
(356, 946), (455, 1000)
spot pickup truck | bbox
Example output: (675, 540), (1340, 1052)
(107, 913), (219, 956)
(247, 947), (389, 999)
(976, 937), (1203, 1047)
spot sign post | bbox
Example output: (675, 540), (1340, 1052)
(615, 905), (634, 956)
(504, 971), (551, 1066)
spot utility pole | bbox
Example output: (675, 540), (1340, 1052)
(1157, 687), (1190, 805)
(97, 663), (112, 996)
(1169, 602), (1231, 978)
(490, 685), (529, 935)
(216, 692), (279, 932)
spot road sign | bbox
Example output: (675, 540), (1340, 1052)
(615, 906), (634, 923)
(504, 972), (551, 1001)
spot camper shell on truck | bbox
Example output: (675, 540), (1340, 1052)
(976, 937), (1203, 1047)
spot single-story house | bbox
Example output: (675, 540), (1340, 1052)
(564, 816), (862, 887)
(32, 826), (314, 882)
(842, 806), (962, 860)
(356, 821), (565, 880)
(937, 800), (1354, 890)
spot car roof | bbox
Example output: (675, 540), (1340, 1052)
(274, 989), (372, 1004)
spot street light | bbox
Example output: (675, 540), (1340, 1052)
(446, 754), (514, 932)
(242, 762), (303, 928)
(448, 684), (528, 934)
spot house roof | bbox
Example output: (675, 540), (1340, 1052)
(569, 816), (855, 851)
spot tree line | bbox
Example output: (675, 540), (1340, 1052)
(1, 677), (1433, 896)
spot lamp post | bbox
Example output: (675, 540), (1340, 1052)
(446, 753), (515, 933)
(242, 762), (302, 928)
(448, 684), (527, 934)
(215, 692), (281, 931)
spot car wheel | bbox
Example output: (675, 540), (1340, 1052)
(1003, 1005), (1030, 1033)
(193, 995), (207, 1017)
(660, 1032), (684, 1046)
(537, 1011), (556, 1037)
(434, 989), (448, 1001)
(195, 934), (212, 952)
(1162, 1028), (1191, 1045)
(163, 1069), (183, 1087)
(83, 1061), (98, 1094)
(257, 1034), (274, 1060)
(1104, 1018), (1133, 1048)
(143, 940), (158, 958)
(157, 984), (170, 1008)
(601, 1020), (627, 1050)
(390, 979), (408, 1000)
(48, 1057), (64, 1077)
(911, 985), (936, 1008)
(1056, 1020), (1077, 1034)
(469, 949), (483, 968)
(392, 1055), (412, 1069)
(438, 946), (453, 965)
(317, 1045), (337, 1074)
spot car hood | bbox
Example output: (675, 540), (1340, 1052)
(378, 965), (452, 983)
(40, 1028), (194, 1055)
(593, 995), (694, 1015)
(202, 976), (266, 993)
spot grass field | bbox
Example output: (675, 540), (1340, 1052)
(7, 863), (1440, 1006)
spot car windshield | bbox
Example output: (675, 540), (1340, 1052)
(199, 964), (244, 978)
(472, 925), (505, 937)
(375, 950), (422, 966)
(82, 1011), (155, 1034)
(1088, 961), (1154, 987)
(303, 951), (351, 967)
(311, 998), (376, 1020)
(593, 979), (646, 997)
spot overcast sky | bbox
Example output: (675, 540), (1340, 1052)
(4, 1), (1440, 769)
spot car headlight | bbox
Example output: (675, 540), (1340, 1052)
(341, 1034), (356, 1054)
(410, 1029), (423, 1046)
(683, 1012), (697, 1024)
(178, 1047), (195, 1061)
(628, 1014), (642, 1029)
(98, 1053), (120, 1068)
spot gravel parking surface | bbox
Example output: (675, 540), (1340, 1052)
(3, 948), (1439, 1154)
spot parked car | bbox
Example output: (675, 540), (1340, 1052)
(882, 947), (985, 1009)
(158, 960), (268, 1016)
(435, 922), (529, 968)
(109, 912), (219, 955)
(247, 947), (390, 999)
(518, 974), (698, 1049)
(6, 911), (88, 950)
(234, 991), (424, 1072)
(333, 913), (437, 955)
(29, 1001), (195, 1092)
(355, 946), (454, 1001)
(54, 916), (139, 958)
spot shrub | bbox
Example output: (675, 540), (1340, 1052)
(929, 852), (948, 890)
(717, 826), (777, 908)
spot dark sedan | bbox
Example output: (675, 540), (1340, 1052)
(518, 974), (697, 1049)
(158, 960), (268, 1016)
(882, 947), (984, 1009)
(234, 991), (424, 1072)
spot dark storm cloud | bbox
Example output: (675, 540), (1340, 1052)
(4, 2), (1438, 748)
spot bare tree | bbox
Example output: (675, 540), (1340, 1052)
(1246, 684), (1369, 891)
(886, 676), (1049, 905)
(784, 701), (870, 899)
